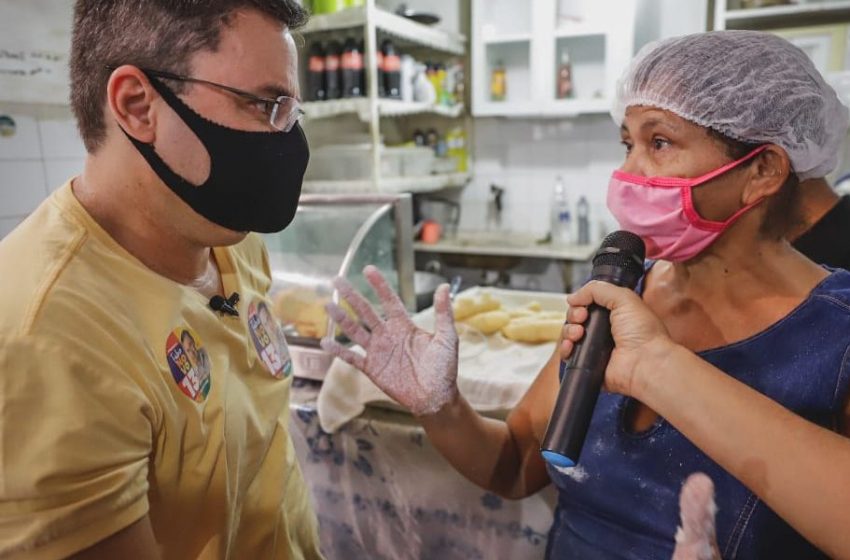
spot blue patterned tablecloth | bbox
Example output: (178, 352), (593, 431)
(289, 379), (556, 560)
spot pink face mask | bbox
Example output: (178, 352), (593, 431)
(606, 145), (768, 262)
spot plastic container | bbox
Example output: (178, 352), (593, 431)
(305, 144), (402, 181)
(392, 146), (435, 177)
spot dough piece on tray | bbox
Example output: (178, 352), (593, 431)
(501, 315), (564, 344)
(464, 310), (511, 335)
(453, 293), (501, 321)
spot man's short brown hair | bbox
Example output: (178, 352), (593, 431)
(70, 0), (308, 153)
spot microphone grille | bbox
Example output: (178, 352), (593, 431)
(592, 231), (646, 277)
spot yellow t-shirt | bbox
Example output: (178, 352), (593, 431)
(0, 182), (322, 560)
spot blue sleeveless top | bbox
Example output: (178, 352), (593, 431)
(545, 268), (850, 560)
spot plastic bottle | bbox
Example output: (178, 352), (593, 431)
(436, 63), (449, 105)
(426, 128), (440, 154)
(359, 39), (368, 97)
(577, 195), (590, 245)
(453, 62), (465, 104)
(557, 49), (573, 99)
(446, 127), (468, 172)
(550, 176), (573, 245)
(324, 40), (342, 99)
(490, 60), (507, 102)
(381, 39), (402, 99)
(307, 42), (326, 102)
(399, 55), (415, 102)
(412, 129), (426, 146)
(376, 45), (386, 97)
(426, 63), (444, 105)
(341, 37), (364, 97)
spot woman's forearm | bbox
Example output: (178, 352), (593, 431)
(638, 343), (850, 559)
(419, 394), (546, 499)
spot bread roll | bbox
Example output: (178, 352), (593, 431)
(464, 310), (511, 335)
(501, 316), (563, 344)
(453, 293), (501, 321)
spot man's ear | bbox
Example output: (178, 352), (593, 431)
(742, 145), (792, 205)
(105, 65), (158, 144)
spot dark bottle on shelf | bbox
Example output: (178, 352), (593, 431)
(374, 40), (386, 97)
(342, 37), (364, 97)
(307, 42), (327, 101)
(325, 40), (343, 99)
(381, 39), (402, 99)
(359, 39), (370, 97)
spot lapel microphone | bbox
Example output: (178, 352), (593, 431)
(209, 292), (240, 317)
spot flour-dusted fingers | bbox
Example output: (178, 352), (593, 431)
(333, 275), (381, 330)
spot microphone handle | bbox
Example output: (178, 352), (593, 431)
(541, 303), (613, 465)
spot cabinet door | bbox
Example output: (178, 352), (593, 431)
(472, 0), (635, 117)
(471, 0), (536, 115)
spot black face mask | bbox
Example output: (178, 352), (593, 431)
(123, 74), (310, 233)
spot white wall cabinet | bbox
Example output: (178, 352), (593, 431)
(713, 0), (850, 31)
(471, 0), (635, 117)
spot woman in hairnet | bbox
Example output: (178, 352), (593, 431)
(323, 31), (850, 559)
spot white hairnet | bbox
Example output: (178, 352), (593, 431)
(612, 30), (850, 180)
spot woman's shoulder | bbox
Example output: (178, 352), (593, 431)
(811, 268), (850, 313)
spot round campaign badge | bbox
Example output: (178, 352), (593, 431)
(247, 300), (293, 378)
(165, 327), (212, 402)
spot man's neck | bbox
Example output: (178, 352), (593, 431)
(786, 177), (841, 242)
(72, 154), (221, 295)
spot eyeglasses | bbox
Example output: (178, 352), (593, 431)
(121, 67), (304, 133)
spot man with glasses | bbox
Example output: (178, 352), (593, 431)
(0, 1), (321, 558)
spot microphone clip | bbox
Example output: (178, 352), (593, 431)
(209, 292), (240, 317)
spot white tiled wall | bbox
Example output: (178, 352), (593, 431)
(458, 114), (623, 241)
(0, 106), (85, 239)
(454, 0), (710, 240)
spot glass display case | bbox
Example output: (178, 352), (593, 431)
(262, 193), (414, 379)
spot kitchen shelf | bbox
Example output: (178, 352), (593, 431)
(303, 172), (471, 194)
(715, 0), (850, 29)
(482, 33), (533, 45)
(301, 6), (467, 55)
(554, 27), (607, 39)
(298, 0), (470, 196)
(414, 235), (596, 261)
(302, 99), (465, 121)
(474, 97), (610, 117)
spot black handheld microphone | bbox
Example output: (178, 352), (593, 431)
(209, 292), (240, 317)
(540, 231), (645, 468)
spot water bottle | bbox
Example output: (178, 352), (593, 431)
(551, 176), (573, 245)
(577, 195), (590, 245)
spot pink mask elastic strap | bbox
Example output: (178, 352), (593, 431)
(613, 145), (769, 188)
(682, 144), (770, 231)
(682, 187), (766, 232)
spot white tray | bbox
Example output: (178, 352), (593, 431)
(316, 286), (568, 432)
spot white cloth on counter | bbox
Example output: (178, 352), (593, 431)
(317, 288), (566, 433)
